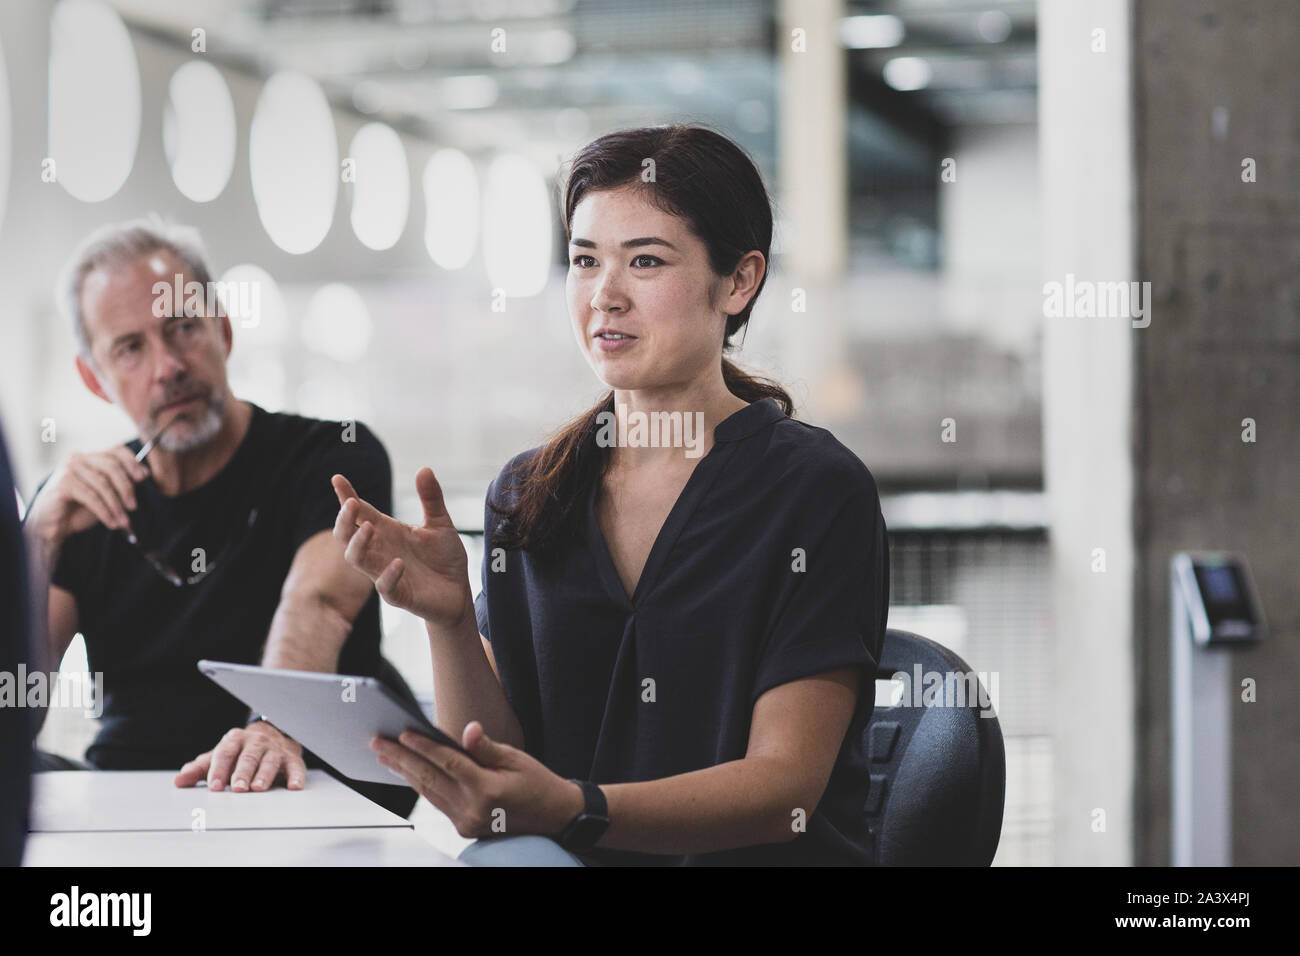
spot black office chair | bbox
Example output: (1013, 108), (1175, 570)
(862, 628), (1006, 865)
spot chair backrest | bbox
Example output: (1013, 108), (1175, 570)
(861, 628), (1006, 865)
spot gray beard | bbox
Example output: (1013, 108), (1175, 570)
(157, 391), (226, 452)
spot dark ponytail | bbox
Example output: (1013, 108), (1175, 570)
(493, 124), (792, 555)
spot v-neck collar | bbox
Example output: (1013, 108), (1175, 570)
(713, 396), (785, 442)
(586, 397), (786, 609)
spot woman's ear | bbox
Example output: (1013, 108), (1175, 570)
(723, 251), (766, 316)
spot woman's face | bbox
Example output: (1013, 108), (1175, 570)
(566, 185), (733, 394)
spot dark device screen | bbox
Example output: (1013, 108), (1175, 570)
(1193, 562), (1256, 628)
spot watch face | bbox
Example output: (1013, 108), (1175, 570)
(568, 813), (610, 849)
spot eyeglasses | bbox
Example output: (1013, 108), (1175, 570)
(122, 507), (258, 587)
(118, 415), (256, 587)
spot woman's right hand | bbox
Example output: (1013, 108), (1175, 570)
(331, 468), (473, 630)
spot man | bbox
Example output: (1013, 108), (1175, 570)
(22, 217), (418, 817)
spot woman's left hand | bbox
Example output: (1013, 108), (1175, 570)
(372, 722), (583, 840)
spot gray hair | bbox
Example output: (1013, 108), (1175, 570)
(56, 215), (213, 358)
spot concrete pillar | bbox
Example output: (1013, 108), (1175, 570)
(1038, 0), (1136, 865)
(1042, 0), (1299, 865)
(1132, 0), (1300, 866)
(776, 0), (848, 420)
(777, 0), (847, 279)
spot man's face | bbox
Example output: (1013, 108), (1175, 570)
(565, 185), (732, 393)
(78, 250), (232, 452)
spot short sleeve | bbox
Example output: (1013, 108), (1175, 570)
(751, 487), (889, 706)
(50, 533), (87, 595)
(25, 474), (88, 598)
(289, 420), (392, 554)
(474, 588), (489, 642)
(474, 472), (502, 643)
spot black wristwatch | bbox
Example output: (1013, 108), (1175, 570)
(558, 779), (610, 852)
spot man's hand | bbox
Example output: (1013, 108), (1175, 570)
(173, 721), (307, 792)
(25, 446), (150, 555)
(331, 469), (473, 630)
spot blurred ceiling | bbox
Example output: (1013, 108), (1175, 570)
(106, 0), (1036, 268)
(848, 0), (1037, 130)
(109, 0), (776, 170)
(108, 0), (1036, 147)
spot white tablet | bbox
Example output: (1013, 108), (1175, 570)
(198, 659), (469, 785)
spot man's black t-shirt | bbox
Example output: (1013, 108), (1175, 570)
(42, 403), (418, 794)
(474, 397), (890, 865)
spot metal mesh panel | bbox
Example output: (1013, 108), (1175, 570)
(886, 529), (1052, 866)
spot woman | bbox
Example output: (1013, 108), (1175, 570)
(331, 124), (890, 866)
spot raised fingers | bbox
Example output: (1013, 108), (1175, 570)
(342, 520), (389, 580)
(374, 557), (405, 602)
(331, 473), (357, 506)
(333, 496), (362, 545)
(331, 476), (391, 530)
(415, 467), (451, 528)
(331, 475), (382, 525)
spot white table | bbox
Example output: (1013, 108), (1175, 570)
(29, 770), (409, 833)
(23, 827), (460, 867)
(24, 771), (463, 866)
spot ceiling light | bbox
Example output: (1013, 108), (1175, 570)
(883, 57), (932, 91)
(840, 15), (905, 49)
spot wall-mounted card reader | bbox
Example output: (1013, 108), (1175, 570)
(1170, 551), (1265, 866)
(1172, 552), (1266, 646)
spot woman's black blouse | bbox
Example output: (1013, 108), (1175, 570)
(473, 397), (890, 865)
